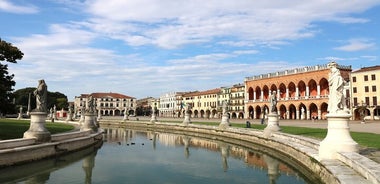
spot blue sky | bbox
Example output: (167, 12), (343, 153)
(1, 0), (379, 100)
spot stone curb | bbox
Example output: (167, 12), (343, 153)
(102, 120), (380, 184)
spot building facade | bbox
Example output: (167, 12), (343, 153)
(136, 97), (156, 116)
(350, 65), (380, 120)
(244, 64), (352, 120)
(181, 88), (221, 118)
(230, 83), (245, 119)
(74, 92), (136, 116)
(159, 92), (182, 117)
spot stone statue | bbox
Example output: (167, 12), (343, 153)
(222, 100), (228, 115)
(269, 91), (277, 113)
(87, 96), (95, 113)
(184, 103), (189, 112)
(33, 79), (47, 112)
(327, 61), (345, 114)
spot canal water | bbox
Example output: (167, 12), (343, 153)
(0, 128), (319, 183)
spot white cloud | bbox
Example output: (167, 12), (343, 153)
(7, 0), (380, 100)
(360, 55), (377, 61)
(0, 0), (38, 14)
(82, 0), (379, 49)
(334, 39), (376, 51)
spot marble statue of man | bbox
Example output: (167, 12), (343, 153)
(33, 79), (47, 112)
(327, 61), (345, 114)
(269, 91), (277, 113)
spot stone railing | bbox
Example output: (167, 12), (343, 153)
(245, 64), (351, 81)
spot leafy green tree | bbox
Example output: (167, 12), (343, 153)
(0, 38), (24, 115)
(13, 88), (68, 112)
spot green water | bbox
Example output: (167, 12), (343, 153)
(0, 128), (317, 183)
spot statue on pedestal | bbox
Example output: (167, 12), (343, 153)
(327, 61), (346, 114)
(319, 61), (358, 160)
(87, 96), (95, 114)
(269, 91), (277, 114)
(23, 79), (51, 142)
(33, 79), (47, 112)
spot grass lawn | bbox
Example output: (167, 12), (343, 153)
(161, 120), (380, 150)
(0, 119), (75, 140)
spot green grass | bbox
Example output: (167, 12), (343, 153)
(0, 119), (75, 140)
(1, 118), (379, 150)
(161, 120), (380, 150)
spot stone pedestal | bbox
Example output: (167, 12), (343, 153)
(66, 113), (72, 122)
(182, 113), (191, 126)
(150, 114), (157, 124)
(23, 112), (51, 142)
(264, 113), (281, 137)
(81, 113), (98, 133)
(219, 114), (230, 129)
(17, 113), (22, 120)
(123, 114), (129, 122)
(319, 113), (358, 160)
(79, 114), (85, 125)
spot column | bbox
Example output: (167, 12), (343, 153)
(306, 110), (310, 120)
(286, 110), (290, 119)
(260, 91), (264, 101)
(306, 86), (309, 99)
(295, 87), (299, 100)
(296, 109), (300, 119)
(253, 91), (256, 101)
(277, 89), (280, 99)
(286, 88), (289, 100)
(317, 85), (321, 98)
(318, 109), (321, 120)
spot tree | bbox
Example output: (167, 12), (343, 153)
(0, 38), (24, 115)
(13, 88), (68, 112)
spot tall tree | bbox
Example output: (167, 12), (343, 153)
(0, 38), (24, 114)
(14, 88), (68, 112)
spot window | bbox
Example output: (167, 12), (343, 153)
(373, 86), (377, 92)
(352, 76), (356, 82)
(364, 75), (368, 81)
(353, 87), (357, 93)
(353, 97), (358, 106)
(373, 97), (378, 106)
(365, 97), (370, 105)
(365, 86), (369, 92)
(371, 74), (376, 80)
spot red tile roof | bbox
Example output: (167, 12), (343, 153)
(352, 65), (380, 73)
(79, 92), (134, 99)
(182, 88), (220, 97)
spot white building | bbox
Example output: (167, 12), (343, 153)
(159, 92), (182, 117)
(74, 92), (136, 116)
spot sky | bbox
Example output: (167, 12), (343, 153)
(1, 0), (379, 101)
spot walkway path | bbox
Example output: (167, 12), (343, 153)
(123, 116), (380, 134)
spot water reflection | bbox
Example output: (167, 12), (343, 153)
(0, 127), (315, 183)
(0, 141), (101, 183)
(101, 127), (308, 184)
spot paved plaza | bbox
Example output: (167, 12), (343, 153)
(127, 116), (380, 134)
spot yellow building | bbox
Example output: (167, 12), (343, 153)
(181, 88), (221, 118)
(230, 83), (245, 119)
(350, 65), (380, 120)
